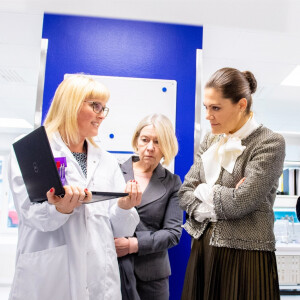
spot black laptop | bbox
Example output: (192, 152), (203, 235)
(13, 126), (128, 203)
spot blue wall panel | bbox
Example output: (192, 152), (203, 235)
(42, 14), (202, 300)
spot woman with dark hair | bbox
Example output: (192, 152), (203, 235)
(179, 67), (285, 300)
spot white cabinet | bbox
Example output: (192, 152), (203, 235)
(274, 196), (300, 292)
(275, 195), (298, 208)
(274, 176), (300, 292)
(274, 131), (300, 292)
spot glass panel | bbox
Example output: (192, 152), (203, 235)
(0, 37), (47, 232)
(274, 211), (300, 243)
(7, 192), (18, 228)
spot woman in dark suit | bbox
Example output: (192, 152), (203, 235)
(114, 114), (183, 300)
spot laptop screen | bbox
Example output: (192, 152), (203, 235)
(13, 126), (65, 202)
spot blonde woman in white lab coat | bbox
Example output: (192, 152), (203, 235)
(8, 74), (142, 300)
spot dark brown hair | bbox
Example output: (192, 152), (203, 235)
(205, 67), (257, 115)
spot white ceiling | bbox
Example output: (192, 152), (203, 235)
(202, 24), (300, 133)
(0, 0), (300, 150)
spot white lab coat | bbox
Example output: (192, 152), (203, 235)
(8, 132), (139, 300)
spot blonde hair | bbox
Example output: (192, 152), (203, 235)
(132, 114), (178, 166)
(44, 74), (110, 147)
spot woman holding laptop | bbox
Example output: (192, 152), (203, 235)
(8, 74), (142, 300)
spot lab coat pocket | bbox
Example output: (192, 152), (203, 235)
(10, 245), (71, 300)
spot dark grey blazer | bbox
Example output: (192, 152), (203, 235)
(120, 156), (183, 281)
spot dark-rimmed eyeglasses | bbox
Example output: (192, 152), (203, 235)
(84, 100), (109, 117)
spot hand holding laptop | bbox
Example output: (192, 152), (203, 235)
(46, 180), (141, 214)
(47, 186), (92, 214)
(117, 179), (142, 210)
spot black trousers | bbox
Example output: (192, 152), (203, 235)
(118, 255), (169, 300)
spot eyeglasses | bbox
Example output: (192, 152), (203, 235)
(84, 100), (109, 117)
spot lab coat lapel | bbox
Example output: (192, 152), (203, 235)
(138, 163), (166, 208)
(86, 140), (101, 187)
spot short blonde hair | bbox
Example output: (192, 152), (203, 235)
(44, 74), (110, 146)
(132, 114), (178, 166)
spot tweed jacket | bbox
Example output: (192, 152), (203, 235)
(179, 125), (285, 251)
(120, 156), (183, 281)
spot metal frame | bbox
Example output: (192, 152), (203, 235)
(194, 49), (203, 157)
(34, 39), (48, 128)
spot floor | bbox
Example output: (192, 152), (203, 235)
(1, 285), (300, 300)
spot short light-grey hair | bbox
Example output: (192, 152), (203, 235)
(132, 114), (178, 166)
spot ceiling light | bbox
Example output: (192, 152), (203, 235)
(281, 65), (300, 86)
(0, 118), (33, 128)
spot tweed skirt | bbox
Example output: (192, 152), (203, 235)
(181, 224), (280, 300)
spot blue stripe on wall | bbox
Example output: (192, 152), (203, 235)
(108, 151), (135, 154)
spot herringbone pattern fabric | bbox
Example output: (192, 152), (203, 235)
(179, 125), (285, 251)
